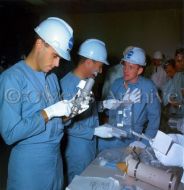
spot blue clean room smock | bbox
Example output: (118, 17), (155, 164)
(0, 61), (64, 190)
(60, 72), (99, 183)
(98, 76), (161, 151)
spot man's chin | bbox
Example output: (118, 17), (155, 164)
(45, 67), (52, 73)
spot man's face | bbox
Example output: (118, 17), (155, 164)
(85, 59), (103, 77)
(36, 39), (61, 72)
(175, 53), (184, 72)
(165, 65), (176, 78)
(123, 61), (143, 83)
(152, 58), (161, 66)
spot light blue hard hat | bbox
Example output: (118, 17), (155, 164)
(122, 47), (146, 66)
(78, 39), (109, 65)
(34, 17), (74, 61)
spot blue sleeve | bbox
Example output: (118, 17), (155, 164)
(67, 121), (95, 140)
(60, 76), (97, 140)
(66, 102), (98, 140)
(162, 80), (174, 106)
(0, 73), (46, 145)
(143, 85), (161, 143)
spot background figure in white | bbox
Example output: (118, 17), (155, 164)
(102, 63), (122, 99)
(151, 51), (168, 90)
(102, 46), (133, 99)
(162, 67), (184, 118)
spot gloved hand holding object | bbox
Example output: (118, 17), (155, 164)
(111, 127), (128, 138)
(102, 99), (121, 110)
(102, 88), (141, 111)
(122, 88), (141, 103)
(94, 123), (113, 138)
(69, 94), (90, 118)
(69, 78), (94, 117)
(44, 100), (73, 120)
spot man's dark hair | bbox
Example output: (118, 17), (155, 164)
(175, 48), (184, 57)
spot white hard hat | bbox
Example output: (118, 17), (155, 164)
(34, 17), (73, 61)
(153, 51), (163, 59)
(122, 47), (146, 66)
(123, 46), (133, 56)
(78, 39), (109, 65)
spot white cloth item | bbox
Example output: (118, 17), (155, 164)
(151, 65), (167, 90)
(94, 124), (113, 138)
(44, 100), (72, 119)
(122, 88), (141, 103)
(168, 133), (184, 145)
(154, 143), (184, 167)
(149, 130), (173, 155)
(66, 175), (120, 190)
(152, 133), (184, 183)
(129, 141), (146, 149)
(103, 99), (121, 110)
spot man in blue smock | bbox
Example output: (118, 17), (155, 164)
(98, 46), (161, 151)
(162, 69), (184, 118)
(175, 48), (184, 72)
(60, 39), (116, 183)
(0, 17), (89, 190)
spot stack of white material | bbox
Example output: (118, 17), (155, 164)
(66, 176), (120, 190)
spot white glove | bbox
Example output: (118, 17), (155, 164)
(44, 100), (72, 120)
(122, 88), (141, 103)
(103, 99), (121, 110)
(129, 141), (146, 149)
(111, 127), (128, 138)
(94, 124), (113, 138)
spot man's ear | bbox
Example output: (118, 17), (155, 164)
(35, 38), (44, 49)
(85, 59), (93, 68)
(138, 67), (144, 75)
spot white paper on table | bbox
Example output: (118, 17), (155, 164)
(151, 130), (173, 155)
(66, 175), (120, 190)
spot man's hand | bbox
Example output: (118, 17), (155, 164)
(122, 88), (141, 103)
(43, 100), (73, 120)
(94, 124), (113, 138)
(103, 99), (121, 110)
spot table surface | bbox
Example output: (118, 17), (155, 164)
(79, 148), (184, 190)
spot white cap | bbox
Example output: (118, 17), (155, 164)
(153, 51), (163, 59)
(35, 17), (73, 61)
(78, 39), (109, 65)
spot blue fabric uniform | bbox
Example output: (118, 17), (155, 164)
(98, 76), (161, 151)
(162, 72), (184, 117)
(0, 61), (64, 190)
(60, 72), (99, 183)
